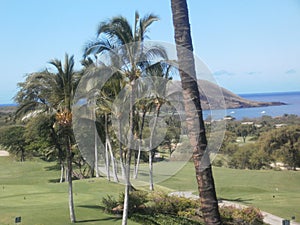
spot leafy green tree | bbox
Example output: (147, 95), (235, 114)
(24, 114), (57, 160)
(259, 126), (300, 170)
(0, 125), (26, 161)
(236, 124), (256, 143)
(228, 143), (264, 169)
(219, 131), (237, 154)
(171, 0), (222, 224)
(163, 114), (181, 157)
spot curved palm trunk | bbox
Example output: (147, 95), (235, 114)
(104, 113), (111, 181)
(134, 109), (147, 179)
(149, 103), (161, 191)
(107, 133), (119, 182)
(171, 0), (222, 224)
(105, 114), (119, 182)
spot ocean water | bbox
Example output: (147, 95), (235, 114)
(1, 92), (299, 120)
(0, 104), (17, 107)
(223, 91), (300, 120)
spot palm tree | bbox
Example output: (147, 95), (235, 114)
(133, 97), (151, 179)
(84, 12), (167, 225)
(170, 0), (222, 224)
(51, 54), (79, 223)
(15, 54), (80, 223)
(146, 63), (172, 191)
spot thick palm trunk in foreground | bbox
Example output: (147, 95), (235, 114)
(171, 0), (222, 224)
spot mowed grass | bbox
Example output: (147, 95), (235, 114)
(159, 162), (300, 222)
(1, 156), (300, 224)
(0, 157), (140, 225)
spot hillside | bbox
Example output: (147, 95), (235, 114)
(169, 80), (284, 110)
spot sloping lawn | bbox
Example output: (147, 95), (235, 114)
(0, 157), (139, 225)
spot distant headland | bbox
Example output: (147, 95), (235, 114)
(170, 80), (286, 110)
(0, 80), (286, 113)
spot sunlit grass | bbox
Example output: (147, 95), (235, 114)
(159, 163), (300, 222)
(1, 156), (300, 224)
(0, 157), (139, 225)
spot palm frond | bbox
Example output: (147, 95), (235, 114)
(97, 16), (133, 45)
(139, 13), (159, 41)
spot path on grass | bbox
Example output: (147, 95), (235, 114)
(169, 191), (300, 225)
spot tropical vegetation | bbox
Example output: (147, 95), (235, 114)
(0, 1), (299, 224)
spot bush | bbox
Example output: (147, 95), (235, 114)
(220, 205), (264, 225)
(101, 195), (119, 214)
(212, 159), (223, 167)
(102, 191), (264, 225)
(131, 213), (201, 225)
(150, 192), (201, 216)
(119, 190), (148, 215)
(102, 190), (148, 215)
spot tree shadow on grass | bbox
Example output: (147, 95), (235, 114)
(48, 178), (62, 183)
(76, 217), (121, 223)
(76, 205), (121, 223)
(218, 197), (253, 204)
(78, 205), (102, 210)
(44, 164), (60, 171)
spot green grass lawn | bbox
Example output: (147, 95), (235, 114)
(0, 157), (140, 225)
(1, 156), (300, 224)
(159, 162), (300, 222)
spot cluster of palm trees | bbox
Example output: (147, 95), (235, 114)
(15, 12), (176, 224)
(14, 0), (222, 224)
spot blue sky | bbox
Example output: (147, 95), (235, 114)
(1, 0), (300, 104)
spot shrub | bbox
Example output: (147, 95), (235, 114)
(102, 190), (148, 215)
(102, 191), (264, 225)
(101, 195), (118, 214)
(119, 190), (149, 215)
(220, 205), (264, 225)
(212, 159), (223, 167)
(149, 192), (201, 217)
(131, 213), (201, 225)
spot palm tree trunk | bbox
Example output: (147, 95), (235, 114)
(94, 124), (100, 178)
(105, 113), (111, 181)
(118, 119), (126, 179)
(134, 110), (147, 179)
(171, 0), (222, 224)
(60, 162), (65, 183)
(107, 134), (119, 182)
(66, 136), (76, 223)
(122, 82), (135, 225)
(149, 103), (161, 191)
(50, 126), (65, 182)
